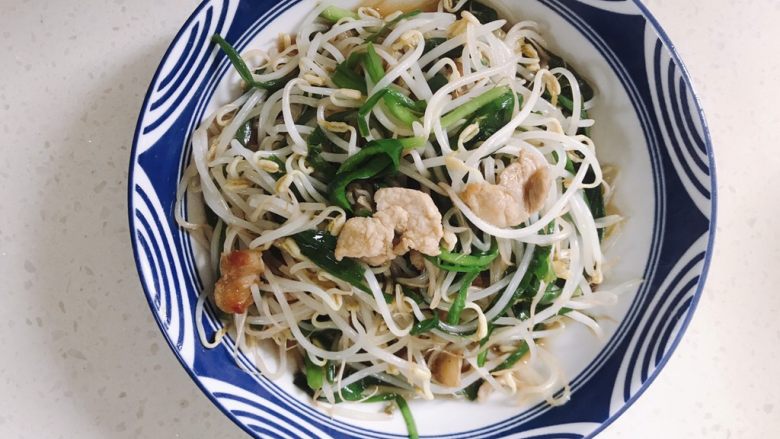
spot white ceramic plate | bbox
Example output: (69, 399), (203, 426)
(129, 1), (715, 437)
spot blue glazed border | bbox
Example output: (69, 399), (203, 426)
(584, 0), (717, 437)
(127, 2), (264, 439)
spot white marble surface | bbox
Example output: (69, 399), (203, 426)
(0, 0), (777, 437)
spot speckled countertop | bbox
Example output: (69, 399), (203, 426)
(0, 0), (777, 437)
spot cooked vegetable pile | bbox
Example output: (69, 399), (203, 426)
(177, 1), (622, 437)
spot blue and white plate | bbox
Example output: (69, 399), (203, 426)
(128, 0), (716, 437)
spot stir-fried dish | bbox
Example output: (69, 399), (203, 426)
(177, 1), (622, 437)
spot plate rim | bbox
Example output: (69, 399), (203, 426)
(584, 0), (717, 437)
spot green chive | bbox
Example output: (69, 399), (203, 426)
(320, 6), (358, 22)
(440, 86), (511, 128)
(394, 395), (419, 439)
(447, 270), (480, 325)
